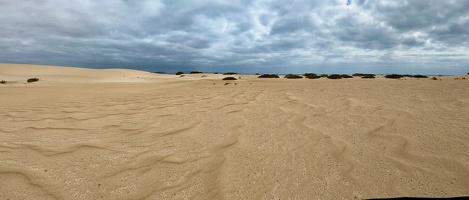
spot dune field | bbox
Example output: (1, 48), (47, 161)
(1, 63), (469, 199)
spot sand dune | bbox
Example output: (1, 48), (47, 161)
(1, 64), (469, 199)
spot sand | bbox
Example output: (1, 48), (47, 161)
(1, 63), (469, 199)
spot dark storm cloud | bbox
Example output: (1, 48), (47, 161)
(1, 0), (468, 74)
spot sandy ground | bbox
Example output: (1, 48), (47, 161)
(1, 63), (469, 199)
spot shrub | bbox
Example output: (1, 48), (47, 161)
(176, 71), (184, 75)
(353, 73), (376, 77)
(304, 73), (320, 79)
(214, 72), (219, 74)
(222, 77), (237, 80)
(284, 74), (303, 79)
(190, 71), (203, 74)
(255, 73), (260, 75)
(258, 74), (279, 78)
(0, 80), (7, 84)
(223, 72), (238, 75)
(327, 74), (342, 79)
(384, 74), (403, 79)
(413, 75), (428, 78)
(361, 75), (376, 79)
(431, 77), (438, 80)
(341, 74), (353, 78)
(27, 78), (39, 83)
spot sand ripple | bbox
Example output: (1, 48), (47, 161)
(1, 79), (469, 199)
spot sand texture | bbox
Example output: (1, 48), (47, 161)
(1, 64), (469, 199)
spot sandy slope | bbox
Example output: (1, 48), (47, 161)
(1, 64), (469, 199)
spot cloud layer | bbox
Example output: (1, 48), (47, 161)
(1, 0), (468, 74)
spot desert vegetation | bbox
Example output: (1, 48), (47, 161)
(190, 71), (203, 74)
(431, 77), (438, 80)
(341, 74), (353, 78)
(353, 73), (376, 77)
(0, 80), (7, 84)
(361, 75), (376, 79)
(284, 74), (303, 79)
(27, 78), (39, 83)
(258, 74), (280, 78)
(412, 75), (428, 78)
(223, 72), (238, 75)
(327, 74), (342, 79)
(303, 73), (321, 79)
(384, 74), (404, 79)
(176, 71), (184, 75)
(222, 77), (237, 80)
(384, 74), (429, 79)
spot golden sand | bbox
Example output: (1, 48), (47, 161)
(1, 63), (468, 199)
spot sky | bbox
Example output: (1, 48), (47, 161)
(1, 0), (469, 74)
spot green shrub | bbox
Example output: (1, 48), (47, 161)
(0, 80), (7, 84)
(413, 75), (428, 78)
(284, 74), (303, 79)
(27, 78), (39, 83)
(327, 74), (342, 79)
(431, 77), (438, 80)
(190, 71), (203, 74)
(258, 74), (279, 78)
(214, 72), (219, 74)
(361, 75), (376, 79)
(176, 71), (184, 75)
(385, 74), (403, 79)
(223, 72), (238, 75)
(222, 77), (237, 80)
(341, 74), (353, 78)
(255, 73), (260, 75)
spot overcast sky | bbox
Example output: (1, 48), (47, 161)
(1, 0), (468, 74)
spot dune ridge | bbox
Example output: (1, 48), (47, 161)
(1, 64), (469, 199)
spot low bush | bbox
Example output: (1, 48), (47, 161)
(255, 73), (260, 75)
(413, 75), (428, 78)
(327, 74), (342, 79)
(223, 72), (238, 75)
(284, 74), (303, 79)
(27, 78), (39, 83)
(214, 72), (219, 74)
(258, 74), (279, 78)
(176, 71), (184, 75)
(304, 73), (320, 79)
(222, 77), (237, 80)
(190, 71), (203, 74)
(384, 74), (403, 79)
(431, 77), (438, 80)
(0, 80), (7, 84)
(353, 73), (376, 77)
(361, 75), (376, 79)
(341, 74), (353, 78)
